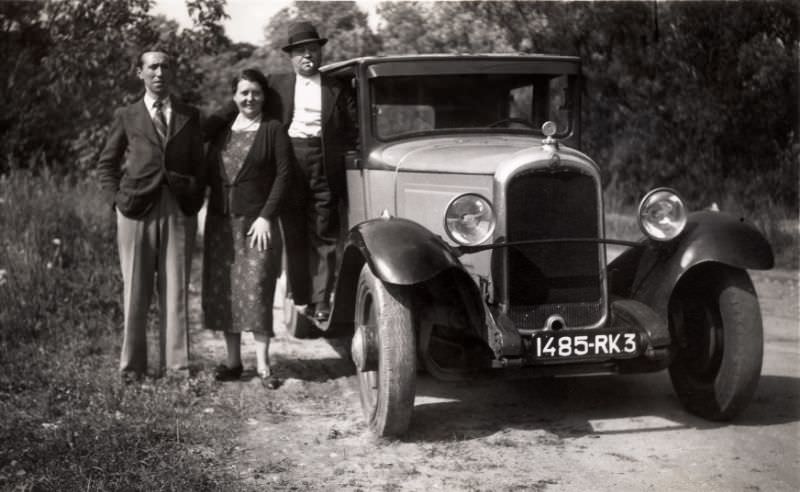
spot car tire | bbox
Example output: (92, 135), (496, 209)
(283, 293), (321, 339)
(668, 265), (763, 421)
(354, 264), (416, 437)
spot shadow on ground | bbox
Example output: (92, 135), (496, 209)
(271, 354), (355, 382)
(404, 372), (800, 442)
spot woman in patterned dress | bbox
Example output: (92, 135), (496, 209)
(202, 68), (291, 389)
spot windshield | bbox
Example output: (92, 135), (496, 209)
(371, 73), (574, 141)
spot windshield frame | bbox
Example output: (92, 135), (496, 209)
(365, 58), (581, 143)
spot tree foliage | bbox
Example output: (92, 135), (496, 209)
(0, 0), (228, 174)
(377, 0), (799, 210)
(378, 1), (516, 53)
(0, 0), (796, 211)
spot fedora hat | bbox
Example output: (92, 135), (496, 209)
(281, 21), (328, 52)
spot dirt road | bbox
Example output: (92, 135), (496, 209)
(193, 269), (799, 491)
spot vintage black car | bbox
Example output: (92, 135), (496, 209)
(282, 54), (774, 437)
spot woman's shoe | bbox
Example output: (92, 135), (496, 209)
(214, 364), (243, 381)
(258, 369), (282, 389)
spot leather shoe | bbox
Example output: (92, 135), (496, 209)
(312, 301), (331, 321)
(258, 370), (282, 390)
(214, 364), (243, 381)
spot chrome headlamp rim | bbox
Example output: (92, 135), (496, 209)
(443, 193), (496, 246)
(637, 187), (688, 242)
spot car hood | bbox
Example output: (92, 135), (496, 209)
(368, 135), (547, 174)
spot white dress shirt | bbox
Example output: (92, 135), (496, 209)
(143, 92), (172, 126)
(288, 73), (322, 138)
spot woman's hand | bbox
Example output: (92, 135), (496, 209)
(247, 217), (271, 251)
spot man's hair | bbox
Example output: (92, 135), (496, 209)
(137, 48), (173, 69)
(230, 68), (269, 95)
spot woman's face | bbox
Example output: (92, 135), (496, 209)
(233, 79), (264, 119)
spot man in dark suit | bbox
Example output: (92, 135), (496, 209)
(97, 50), (205, 380)
(268, 20), (358, 321)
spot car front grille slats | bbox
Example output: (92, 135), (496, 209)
(504, 169), (603, 329)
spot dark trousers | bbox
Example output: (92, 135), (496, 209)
(285, 137), (339, 305)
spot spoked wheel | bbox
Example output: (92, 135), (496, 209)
(351, 264), (416, 437)
(668, 265), (763, 420)
(283, 293), (321, 339)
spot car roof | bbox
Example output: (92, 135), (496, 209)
(321, 53), (581, 73)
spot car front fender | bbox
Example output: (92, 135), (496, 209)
(612, 210), (774, 319)
(345, 217), (463, 285)
(326, 217), (465, 335)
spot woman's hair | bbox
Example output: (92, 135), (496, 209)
(231, 68), (269, 95)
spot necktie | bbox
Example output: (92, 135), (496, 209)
(153, 99), (168, 142)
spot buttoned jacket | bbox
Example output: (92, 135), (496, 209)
(97, 97), (205, 219)
(205, 118), (291, 220)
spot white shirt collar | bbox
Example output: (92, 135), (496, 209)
(144, 92), (171, 111)
(230, 113), (262, 132)
(296, 73), (321, 86)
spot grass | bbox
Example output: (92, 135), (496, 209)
(0, 170), (250, 490)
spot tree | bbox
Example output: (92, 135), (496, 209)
(375, 2), (434, 54)
(377, 1), (516, 54)
(0, 0), (229, 174)
(414, 0), (799, 209)
(262, 1), (380, 64)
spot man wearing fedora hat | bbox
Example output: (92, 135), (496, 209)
(274, 21), (357, 321)
(208, 20), (356, 321)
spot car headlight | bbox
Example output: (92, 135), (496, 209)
(444, 193), (496, 245)
(638, 188), (687, 241)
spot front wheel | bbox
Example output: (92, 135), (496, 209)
(668, 265), (763, 420)
(352, 265), (416, 437)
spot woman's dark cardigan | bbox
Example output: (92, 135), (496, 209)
(204, 117), (291, 220)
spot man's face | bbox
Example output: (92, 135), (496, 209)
(137, 51), (172, 98)
(289, 43), (322, 77)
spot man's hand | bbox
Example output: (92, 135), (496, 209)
(247, 217), (271, 251)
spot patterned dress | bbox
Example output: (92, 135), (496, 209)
(202, 128), (282, 336)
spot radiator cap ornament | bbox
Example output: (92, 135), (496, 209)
(542, 120), (559, 149)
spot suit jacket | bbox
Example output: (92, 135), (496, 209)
(205, 118), (290, 220)
(264, 72), (357, 201)
(97, 97), (205, 219)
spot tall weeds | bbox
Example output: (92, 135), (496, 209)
(0, 169), (120, 349)
(0, 170), (237, 490)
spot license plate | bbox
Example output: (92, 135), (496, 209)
(532, 331), (640, 361)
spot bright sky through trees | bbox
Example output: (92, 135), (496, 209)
(152, 0), (380, 44)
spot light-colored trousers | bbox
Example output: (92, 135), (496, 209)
(117, 187), (196, 374)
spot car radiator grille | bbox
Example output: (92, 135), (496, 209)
(504, 169), (603, 329)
